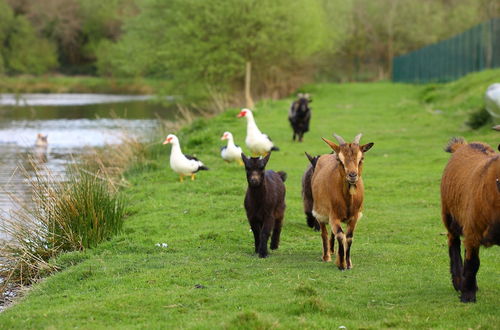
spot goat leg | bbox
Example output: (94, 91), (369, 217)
(250, 221), (261, 254)
(330, 232), (335, 255)
(460, 245), (480, 303)
(331, 219), (347, 270)
(443, 213), (463, 291)
(270, 217), (283, 250)
(320, 223), (331, 262)
(345, 217), (359, 270)
(258, 218), (274, 258)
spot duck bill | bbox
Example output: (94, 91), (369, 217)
(237, 111), (245, 118)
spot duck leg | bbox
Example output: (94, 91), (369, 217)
(191, 174), (196, 181)
(179, 174), (184, 182)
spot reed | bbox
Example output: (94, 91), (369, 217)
(81, 134), (148, 191)
(0, 160), (125, 300)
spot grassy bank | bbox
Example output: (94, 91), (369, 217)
(0, 71), (499, 328)
(0, 75), (170, 95)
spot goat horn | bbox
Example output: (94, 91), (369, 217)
(353, 133), (362, 144)
(333, 133), (346, 145)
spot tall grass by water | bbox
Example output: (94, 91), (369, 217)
(0, 132), (152, 303)
(0, 162), (125, 295)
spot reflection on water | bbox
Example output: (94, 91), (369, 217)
(0, 93), (156, 107)
(0, 94), (173, 241)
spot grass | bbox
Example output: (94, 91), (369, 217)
(0, 70), (499, 328)
(0, 75), (170, 95)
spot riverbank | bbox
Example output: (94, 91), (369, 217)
(0, 75), (170, 95)
(0, 70), (499, 328)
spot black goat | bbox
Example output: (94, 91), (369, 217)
(302, 152), (320, 231)
(242, 153), (286, 258)
(288, 93), (312, 142)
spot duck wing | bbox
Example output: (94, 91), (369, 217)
(185, 154), (200, 161)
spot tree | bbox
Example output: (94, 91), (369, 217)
(0, 0), (57, 75)
(100, 0), (330, 104)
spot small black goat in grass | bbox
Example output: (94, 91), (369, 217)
(302, 152), (320, 231)
(242, 153), (286, 258)
(288, 93), (312, 142)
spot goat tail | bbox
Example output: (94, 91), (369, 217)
(445, 137), (466, 153)
(271, 146), (280, 152)
(277, 171), (287, 182)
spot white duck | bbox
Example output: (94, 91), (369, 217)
(35, 133), (48, 147)
(220, 131), (243, 165)
(163, 134), (209, 182)
(237, 108), (279, 156)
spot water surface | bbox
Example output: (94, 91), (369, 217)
(0, 94), (174, 241)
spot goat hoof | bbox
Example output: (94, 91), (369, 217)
(258, 251), (268, 258)
(460, 292), (476, 303)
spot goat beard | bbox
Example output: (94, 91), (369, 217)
(349, 183), (357, 195)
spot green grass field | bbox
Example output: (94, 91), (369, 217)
(1, 70), (499, 328)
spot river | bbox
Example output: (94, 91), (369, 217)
(0, 93), (174, 241)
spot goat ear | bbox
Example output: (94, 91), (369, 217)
(361, 142), (374, 153)
(241, 153), (249, 166)
(305, 152), (314, 164)
(261, 152), (271, 166)
(322, 138), (340, 154)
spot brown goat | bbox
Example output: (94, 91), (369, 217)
(311, 133), (374, 270)
(441, 137), (500, 302)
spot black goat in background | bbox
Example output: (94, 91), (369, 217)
(288, 93), (312, 142)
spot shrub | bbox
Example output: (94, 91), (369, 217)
(466, 107), (492, 129)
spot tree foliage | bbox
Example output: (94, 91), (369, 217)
(1, 0), (499, 86)
(99, 0), (330, 100)
(0, 0), (57, 75)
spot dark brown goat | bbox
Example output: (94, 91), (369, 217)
(311, 134), (374, 270)
(441, 137), (500, 302)
(242, 153), (287, 258)
(302, 152), (320, 231)
(288, 93), (312, 142)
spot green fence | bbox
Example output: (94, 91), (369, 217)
(392, 18), (500, 83)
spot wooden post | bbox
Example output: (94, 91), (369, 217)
(245, 61), (254, 109)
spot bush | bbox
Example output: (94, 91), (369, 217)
(466, 107), (492, 129)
